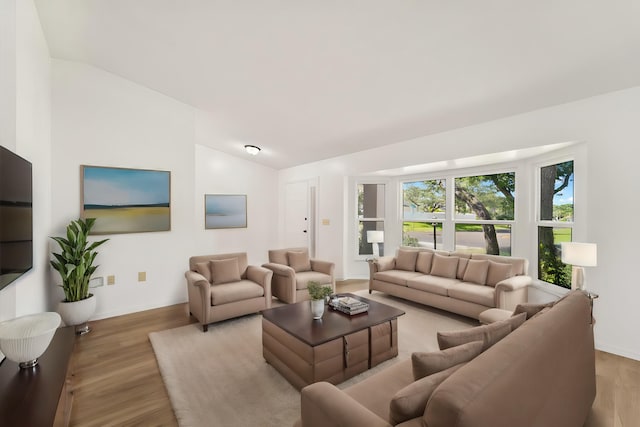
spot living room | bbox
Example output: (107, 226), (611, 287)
(1, 1), (639, 426)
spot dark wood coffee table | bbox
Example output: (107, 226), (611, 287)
(261, 293), (405, 390)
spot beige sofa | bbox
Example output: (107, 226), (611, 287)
(262, 247), (335, 304)
(369, 247), (531, 320)
(297, 290), (596, 427)
(185, 253), (273, 332)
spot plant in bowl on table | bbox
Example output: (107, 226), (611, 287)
(307, 281), (332, 319)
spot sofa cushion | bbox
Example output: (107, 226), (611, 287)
(447, 282), (495, 307)
(288, 251), (311, 272)
(406, 275), (459, 297)
(415, 251), (433, 275)
(210, 280), (264, 305)
(295, 271), (332, 290)
(374, 270), (423, 286)
(486, 260), (514, 287)
(462, 259), (490, 285)
(430, 254), (459, 279)
(396, 249), (419, 271)
(514, 301), (555, 320)
(390, 363), (465, 425)
(411, 340), (484, 380)
(210, 258), (241, 285)
(195, 261), (212, 283)
(345, 359), (414, 423)
(437, 320), (511, 351)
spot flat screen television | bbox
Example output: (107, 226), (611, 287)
(0, 145), (33, 291)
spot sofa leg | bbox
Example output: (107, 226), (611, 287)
(369, 289), (372, 294)
(202, 324), (208, 332)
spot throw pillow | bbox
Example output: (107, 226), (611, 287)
(462, 259), (490, 285)
(430, 254), (459, 279)
(415, 251), (433, 274)
(456, 257), (469, 280)
(389, 363), (465, 425)
(195, 262), (212, 283)
(287, 251), (311, 272)
(513, 301), (555, 320)
(411, 340), (483, 380)
(437, 321), (511, 351)
(531, 306), (553, 319)
(396, 249), (419, 271)
(209, 258), (241, 285)
(504, 311), (527, 331)
(486, 260), (514, 287)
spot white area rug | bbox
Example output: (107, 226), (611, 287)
(149, 291), (475, 427)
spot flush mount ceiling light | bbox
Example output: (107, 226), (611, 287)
(244, 145), (261, 155)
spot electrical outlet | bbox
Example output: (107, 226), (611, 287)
(107, 275), (115, 285)
(90, 277), (104, 287)
(322, 218), (330, 226)
(138, 272), (146, 282)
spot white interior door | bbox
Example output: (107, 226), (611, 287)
(284, 181), (310, 249)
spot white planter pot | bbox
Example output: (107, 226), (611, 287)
(310, 299), (325, 319)
(57, 294), (96, 335)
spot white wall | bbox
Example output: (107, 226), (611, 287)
(192, 141), (278, 266)
(51, 59), (196, 319)
(0, 0), (51, 320)
(279, 86), (640, 361)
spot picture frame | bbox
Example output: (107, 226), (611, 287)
(81, 165), (171, 235)
(204, 194), (247, 229)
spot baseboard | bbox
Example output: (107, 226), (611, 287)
(595, 340), (640, 362)
(92, 297), (188, 320)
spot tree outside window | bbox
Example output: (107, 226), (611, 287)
(538, 160), (574, 288)
(454, 173), (515, 255)
(402, 180), (445, 248)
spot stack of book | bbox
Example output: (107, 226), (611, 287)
(330, 296), (369, 315)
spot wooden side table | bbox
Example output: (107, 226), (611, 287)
(0, 326), (75, 427)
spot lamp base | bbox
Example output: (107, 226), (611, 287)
(571, 266), (586, 291)
(19, 358), (39, 369)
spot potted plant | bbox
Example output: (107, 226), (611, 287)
(307, 281), (333, 319)
(50, 218), (108, 335)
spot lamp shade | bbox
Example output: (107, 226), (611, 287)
(0, 312), (61, 368)
(561, 242), (597, 267)
(367, 230), (384, 244)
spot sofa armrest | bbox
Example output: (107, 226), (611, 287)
(247, 265), (273, 308)
(310, 259), (334, 276)
(185, 270), (211, 323)
(374, 256), (396, 272)
(300, 382), (392, 427)
(262, 262), (296, 278)
(494, 275), (531, 309)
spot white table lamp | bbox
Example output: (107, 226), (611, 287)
(561, 242), (597, 291)
(367, 230), (384, 258)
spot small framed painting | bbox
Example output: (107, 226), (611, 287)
(81, 165), (171, 235)
(205, 194), (247, 229)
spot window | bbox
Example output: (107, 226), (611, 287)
(454, 173), (515, 255)
(358, 184), (385, 256)
(537, 160), (574, 288)
(402, 180), (445, 248)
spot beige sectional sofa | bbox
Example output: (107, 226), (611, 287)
(297, 290), (596, 427)
(369, 247), (531, 320)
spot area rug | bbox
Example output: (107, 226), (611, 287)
(149, 291), (475, 427)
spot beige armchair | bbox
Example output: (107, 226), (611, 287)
(186, 253), (273, 332)
(262, 247), (335, 304)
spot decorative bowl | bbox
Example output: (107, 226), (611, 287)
(0, 312), (61, 369)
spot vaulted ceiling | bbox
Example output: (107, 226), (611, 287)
(35, 0), (640, 169)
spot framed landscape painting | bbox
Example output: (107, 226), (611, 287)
(81, 165), (171, 235)
(205, 194), (247, 229)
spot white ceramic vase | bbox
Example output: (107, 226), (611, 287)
(310, 299), (325, 319)
(57, 294), (96, 335)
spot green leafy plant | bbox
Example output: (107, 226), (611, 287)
(50, 218), (109, 302)
(307, 281), (333, 300)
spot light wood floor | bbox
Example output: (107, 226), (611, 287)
(68, 280), (638, 426)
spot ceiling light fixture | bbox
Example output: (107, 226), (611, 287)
(244, 145), (261, 155)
